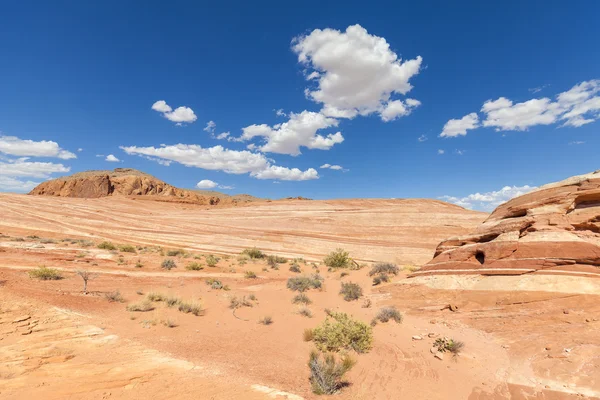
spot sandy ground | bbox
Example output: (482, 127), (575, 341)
(0, 194), (598, 399)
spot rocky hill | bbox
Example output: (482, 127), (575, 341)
(418, 170), (600, 278)
(28, 168), (260, 206)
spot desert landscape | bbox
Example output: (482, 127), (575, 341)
(0, 168), (598, 400)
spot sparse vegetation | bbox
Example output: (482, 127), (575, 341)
(147, 292), (166, 302)
(303, 328), (315, 342)
(434, 337), (464, 355)
(162, 319), (178, 328)
(287, 275), (323, 292)
(205, 278), (229, 290)
(289, 264), (302, 273)
(362, 299), (372, 308)
(340, 271), (349, 278)
(105, 290), (125, 303)
(229, 296), (253, 309)
(259, 316), (273, 325)
(178, 301), (204, 316)
(97, 241), (117, 250)
(292, 293), (312, 305)
(339, 282), (363, 301)
(126, 300), (155, 312)
(298, 307), (313, 318)
(311, 311), (373, 353)
(369, 262), (400, 276)
(244, 270), (257, 279)
(308, 350), (356, 395)
(242, 247), (265, 259)
(371, 307), (403, 326)
(135, 259), (144, 268)
(166, 296), (181, 307)
(75, 269), (97, 293)
(372, 273), (390, 286)
(161, 259), (177, 270)
(323, 248), (353, 269)
(167, 249), (186, 257)
(186, 262), (203, 271)
(248, 294), (257, 301)
(205, 254), (219, 267)
(119, 244), (137, 253)
(28, 266), (63, 280)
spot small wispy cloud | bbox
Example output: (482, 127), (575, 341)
(418, 134), (427, 142)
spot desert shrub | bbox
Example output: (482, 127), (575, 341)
(97, 241), (116, 250)
(340, 272), (349, 278)
(372, 273), (390, 286)
(287, 275), (322, 292)
(434, 338), (464, 355)
(12, 237), (25, 242)
(308, 350), (355, 395)
(289, 264), (302, 273)
(244, 270), (257, 279)
(27, 235), (40, 239)
(178, 301), (203, 316)
(186, 262), (203, 271)
(266, 255), (279, 269)
(29, 266), (63, 280)
(259, 316), (273, 325)
(339, 282), (363, 301)
(205, 254), (219, 267)
(40, 238), (56, 244)
(242, 247), (265, 259)
(119, 244), (137, 253)
(147, 292), (166, 302)
(136, 290), (144, 295)
(369, 263), (400, 277)
(162, 319), (177, 328)
(312, 312), (373, 353)
(105, 290), (124, 303)
(206, 278), (229, 290)
(248, 294), (257, 301)
(303, 328), (315, 342)
(161, 259), (176, 270)
(298, 307), (313, 318)
(292, 293), (312, 305)
(229, 296), (253, 309)
(271, 255), (287, 263)
(135, 259), (144, 268)
(126, 300), (154, 312)
(166, 249), (186, 257)
(166, 296), (181, 307)
(372, 307), (403, 325)
(362, 299), (372, 308)
(323, 248), (353, 269)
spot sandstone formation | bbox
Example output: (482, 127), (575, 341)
(28, 168), (259, 206)
(418, 170), (600, 278)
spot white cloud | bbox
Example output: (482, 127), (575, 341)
(204, 121), (231, 140)
(440, 113), (479, 138)
(528, 84), (549, 94)
(0, 176), (40, 192)
(77, 148), (83, 152)
(320, 163), (346, 171)
(105, 154), (120, 162)
(216, 132), (230, 140)
(292, 24), (423, 121)
(0, 158), (70, 178)
(481, 97), (558, 131)
(0, 135), (76, 159)
(120, 143), (318, 181)
(203, 121), (216, 133)
(455, 149), (465, 156)
(152, 100), (197, 124)
(440, 185), (536, 211)
(569, 140), (585, 145)
(196, 179), (218, 189)
(437, 149), (445, 155)
(275, 109), (287, 117)
(418, 134), (427, 142)
(240, 110), (343, 155)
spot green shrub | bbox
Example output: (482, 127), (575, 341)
(372, 273), (390, 286)
(308, 350), (356, 395)
(28, 266), (63, 280)
(186, 262), (203, 271)
(161, 259), (176, 270)
(126, 300), (154, 312)
(372, 307), (403, 325)
(166, 249), (186, 257)
(105, 290), (124, 303)
(287, 275), (323, 292)
(119, 244), (137, 253)
(244, 270), (257, 279)
(369, 263), (400, 276)
(178, 301), (204, 316)
(289, 264), (302, 273)
(206, 278), (229, 290)
(205, 254), (219, 267)
(312, 311), (373, 353)
(339, 282), (363, 301)
(292, 293), (312, 305)
(323, 248), (353, 269)
(97, 241), (116, 250)
(434, 337), (464, 355)
(259, 316), (273, 325)
(147, 292), (166, 302)
(242, 247), (265, 259)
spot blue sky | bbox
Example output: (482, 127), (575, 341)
(1, 1), (599, 210)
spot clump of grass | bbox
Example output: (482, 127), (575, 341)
(323, 248), (353, 269)
(292, 293), (312, 305)
(186, 262), (203, 271)
(287, 275), (323, 292)
(105, 290), (125, 303)
(205, 278), (229, 290)
(161, 259), (176, 270)
(258, 316), (273, 325)
(205, 254), (219, 267)
(242, 247), (265, 259)
(136, 290), (144, 295)
(339, 282), (363, 301)
(248, 294), (257, 301)
(339, 271), (349, 278)
(119, 244), (137, 253)
(369, 263), (400, 276)
(308, 350), (356, 395)
(266, 256), (279, 269)
(167, 249), (186, 257)
(12, 237), (25, 242)
(126, 300), (154, 312)
(298, 307), (313, 318)
(135, 259), (144, 268)
(312, 311), (373, 353)
(178, 301), (204, 316)
(289, 264), (302, 273)
(229, 296), (253, 309)
(162, 319), (178, 328)
(40, 238), (56, 244)
(147, 292), (166, 302)
(28, 266), (63, 280)
(362, 298), (372, 308)
(166, 296), (181, 307)
(97, 241), (116, 250)
(434, 337), (465, 355)
(244, 270), (257, 279)
(269, 255), (287, 263)
(372, 273), (390, 286)
(371, 307), (403, 326)
(303, 328), (315, 342)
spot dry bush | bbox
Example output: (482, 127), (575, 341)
(434, 337), (465, 355)
(372, 273), (390, 286)
(147, 292), (166, 302)
(258, 316), (273, 325)
(166, 249), (186, 257)
(298, 307), (313, 318)
(166, 296), (181, 307)
(229, 296), (253, 309)
(244, 270), (257, 279)
(178, 301), (204, 316)
(242, 247), (265, 259)
(162, 319), (178, 328)
(161, 259), (176, 270)
(135, 259), (144, 268)
(292, 293), (312, 305)
(186, 262), (203, 271)
(371, 307), (403, 326)
(105, 290), (124, 303)
(126, 300), (154, 312)
(205, 254), (219, 267)
(323, 248), (353, 269)
(308, 350), (355, 395)
(369, 263), (400, 276)
(339, 282), (363, 301)
(119, 244), (137, 253)
(289, 264), (302, 273)
(287, 275), (323, 292)
(303, 328), (315, 342)
(97, 241), (116, 250)
(361, 298), (372, 308)
(312, 311), (373, 353)
(29, 266), (63, 280)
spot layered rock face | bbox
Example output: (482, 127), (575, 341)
(418, 170), (600, 278)
(29, 168), (242, 206)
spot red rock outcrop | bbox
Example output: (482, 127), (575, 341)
(418, 170), (600, 278)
